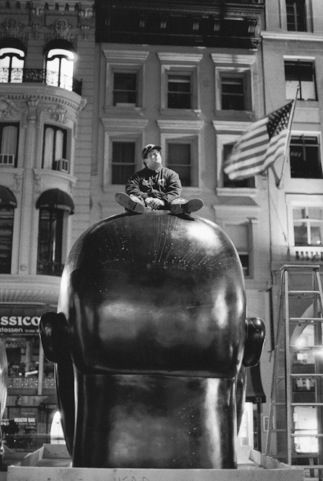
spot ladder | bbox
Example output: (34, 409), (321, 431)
(265, 264), (323, 479)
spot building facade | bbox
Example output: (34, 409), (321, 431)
(0, 0), (95, 456)
(263, 0), (323, 474)
(2, 0), (323, 472)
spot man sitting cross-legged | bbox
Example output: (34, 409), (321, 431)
(115, 144), (203, 215)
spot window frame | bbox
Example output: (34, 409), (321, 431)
(292, 206), (323, 247)
(42, 124), (69, 172)
(286, 0), (307, 31)
(103, 49), (149, 111)
(0, 122), (19, 168)
(166, 140), (193, 187)
(167, 71), (192, 110)
(0, 47), (25, 84)
(284, 59), (317, 101)
(111, 140), (137, 185)
(289, 133), (322, 179)
(213, 124), (257, 193)
(158, 119), (203, 188)
(222, 220), (254, 279)
(113, 71), (138, 107)
(0, 205), (15, 274)
(219, 71), (251, 111)
(45, 47), (75, 91)
(158, 52), (202, 113)
(37, 207), (67, 276)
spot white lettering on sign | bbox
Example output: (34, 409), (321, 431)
(0, 316), (40, 327)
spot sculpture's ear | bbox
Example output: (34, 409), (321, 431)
(39, 312), (69, 363)
(243, 317), (265, 367)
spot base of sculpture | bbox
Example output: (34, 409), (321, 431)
(6, 465), (304, 481)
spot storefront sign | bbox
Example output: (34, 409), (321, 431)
(0, 316), (41, 335)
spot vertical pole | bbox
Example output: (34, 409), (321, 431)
(284, 268), (292, 465)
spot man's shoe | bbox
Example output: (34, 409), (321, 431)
(115, 193), (145, 214)
(170, 198), (204, 215)
(183, 198), (204, 214)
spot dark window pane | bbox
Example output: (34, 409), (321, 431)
(290, 136), (322, 178)
(286, 0), (306, 31)
(168, 74), (191, 109)
(113, 72), (137, 105)
(221, 77), (245, 110)
(0, 207), (14, 273)
(37, 209), (64, 276)
(167, 143), (191, 186)
(111, 142), (135, 184)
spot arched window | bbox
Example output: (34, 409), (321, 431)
(0, 186), (17, 274)
(0, 47), (25, 83)
(36, 189), (74, 276)
(45, 47), (75, 91)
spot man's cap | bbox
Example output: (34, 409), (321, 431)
(142, 144), (161, 159)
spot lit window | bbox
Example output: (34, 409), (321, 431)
(293, 207), (323, 247)
(285, 60), (317, 101)
(221, 76), (245, 110)
(42, 125), (68, 171)
(222, 144), (255, 188)
(0, 47), (24, 83)
(0, 123), (19, 167)
(45, 48), (75, 91)
(113, 72), (137, 106)
(290, 136), (322, 178)
(167, 142), (191, 186)
(224, 223), (250, 276)
(167, 73), (191, 109)
(111, 141), (136, 185)
(286, 0), (307, 32)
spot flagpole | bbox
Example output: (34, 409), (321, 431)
(274, 87), (299, 188)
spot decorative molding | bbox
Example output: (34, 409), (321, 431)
(101, 118), (148, 131)
(13, 172), (23, 194)
(0, 17), (27, 42)
(49, 105), (68, 123)
(0, 97), (19, 119)
(157, 119), (204, 131)
(158, 52), (203, 63)
(103, 49), (149, 62)
(262, 31), (323, 42)
(212, 120), (251, 132)
(210, 53), (256, 65)
(26, 96), (40, 121)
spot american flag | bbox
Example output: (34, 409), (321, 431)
(224, 101), (294, 180)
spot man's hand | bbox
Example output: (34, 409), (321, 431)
(145, 197), (165, 210)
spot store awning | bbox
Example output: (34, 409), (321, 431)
(0, 186), (17, 208)
(36, 189), (74, 214)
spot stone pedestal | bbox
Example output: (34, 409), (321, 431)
(6, 466), (304, 481)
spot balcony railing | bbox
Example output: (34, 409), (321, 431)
(0, 154), (15, 166)
(37, 260), (64, 276)
(289, 246), (323, 263)
(0, 67), (82, 95)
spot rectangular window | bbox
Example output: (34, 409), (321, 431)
(113, 72), (137, 106)
(111, 141), (136, 185)
(224, 223), (250, 277)
(285, 61), (317, 101)
(293, 207), (323, 247)
(221, 76), (245, 110)
(0, 207), (14, 273)
(290, 136), (322, 179)
(167, 73), (191, 109)
(37, 209), (64, 276)
(167, 142), (191, 186)
(286, 0), (307, 32)
(223, 144), (255, 188)
(42, 125), (68, 171)
(0, 123), (19, 167)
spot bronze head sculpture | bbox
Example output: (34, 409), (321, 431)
(40, 211), (265, 468)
